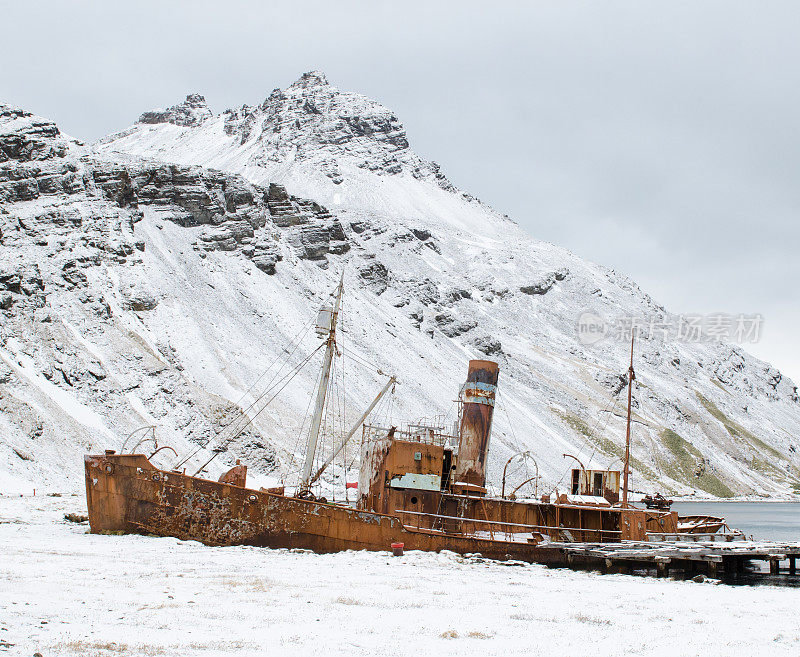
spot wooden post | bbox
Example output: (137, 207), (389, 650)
(656, 557), (670, 578)
(789, 557), (796, 575)
(770, 557), (780, 575)
(707, 561), (719, 578)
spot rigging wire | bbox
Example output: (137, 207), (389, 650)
(545, 388), (623, 496)
(175, 284), (338, 470)
(318, 358), (334, 499)
(174, 322), (320, 470)
(636, 386), (675, 488)
(222, 318), (317, 431)
(210, 338), (320, 449)
(193, 344), (324, 475)
(336, 336), (348, 499)
(339, 345), (387, 377)
(495, 390), (538, 497)
(581, 395), (621, 470)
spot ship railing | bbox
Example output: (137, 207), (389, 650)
(647, 523), (747, 543)
(394, 509), (622, 543)
(362, 424), (458, 448)
(646, 532), (746, 543)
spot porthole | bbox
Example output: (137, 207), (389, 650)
(410, 496), (418, 504)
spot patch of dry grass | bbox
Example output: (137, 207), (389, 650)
(467, 631), (494, 639)
(571, 613), (611, 625)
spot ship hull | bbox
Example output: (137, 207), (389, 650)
(85, 453), (566, 563)
(677, 515), (726, 534)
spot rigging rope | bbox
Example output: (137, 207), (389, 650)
(174, 322), (320, 470)
(545, 383), (624, 496)
(339, 345), (387, 377)
(211, 338), (321, 449)
(222, 318), (316, 431)
(192, 344), (324, 475)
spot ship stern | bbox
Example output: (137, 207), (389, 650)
(84, 452), (145, 533)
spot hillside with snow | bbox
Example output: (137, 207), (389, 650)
(1, 72), (799, 499)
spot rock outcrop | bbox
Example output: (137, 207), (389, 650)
(0, 103), (351, 285)
(123, 72), (457, 191)
(519, 268), (569, 296)
(138, 94), (213, 128)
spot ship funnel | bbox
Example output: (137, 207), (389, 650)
(454, 360), (499, 491)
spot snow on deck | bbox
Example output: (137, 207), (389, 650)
(2, 496), (799, 657)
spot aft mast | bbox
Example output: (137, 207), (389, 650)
(621, 331), (636, 507)
(298, 272), (344, 493)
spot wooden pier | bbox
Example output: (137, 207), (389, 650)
(548, 540), (800, 580)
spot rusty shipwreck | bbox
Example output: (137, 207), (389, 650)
(84, 276), (741, 564)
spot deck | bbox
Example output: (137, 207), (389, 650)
(547, 539), (800, 579)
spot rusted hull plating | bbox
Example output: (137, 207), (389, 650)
(84, 453), (566, 563)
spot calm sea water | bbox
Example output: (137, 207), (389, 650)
(669, 502), (800, 584)
(672, 501), (800, 542)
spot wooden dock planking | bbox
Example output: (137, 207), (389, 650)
(546, 539), (800, 579)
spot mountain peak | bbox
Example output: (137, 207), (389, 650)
(138, 93), (212, 128)
(107, 73), (458, 191)
(289, 70), (329, 90)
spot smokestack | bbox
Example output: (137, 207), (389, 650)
(454, 360), (499, 491)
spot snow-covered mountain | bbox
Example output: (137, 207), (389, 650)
(2, 72), (799, 499)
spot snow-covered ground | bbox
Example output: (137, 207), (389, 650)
(2, 495), (799, 657)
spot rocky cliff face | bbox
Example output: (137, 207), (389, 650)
(0, 103), (355, 491)
(3, 75), (800, 499)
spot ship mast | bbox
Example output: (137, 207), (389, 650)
(298, 272), (344, 492)
(622, 330), (636, 507)
(307, 374), (397, 487)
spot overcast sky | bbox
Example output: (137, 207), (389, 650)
(3, 1), (798, 382)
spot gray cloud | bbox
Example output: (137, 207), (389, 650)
(2, 0), (797, 379)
